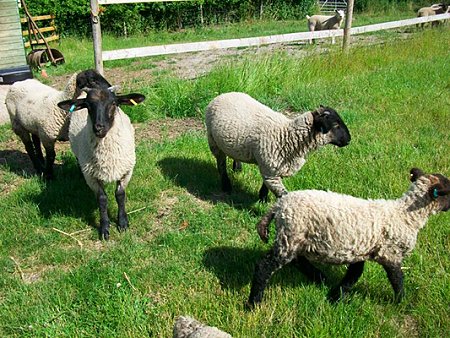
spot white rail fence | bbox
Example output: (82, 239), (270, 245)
(102, 14), (450, 61)
(90, 0), (449, 71)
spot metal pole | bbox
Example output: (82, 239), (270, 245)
(342, 0), (354, 52)
(91, 0), (104, 74)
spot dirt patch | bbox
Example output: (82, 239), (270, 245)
(135, 117), (204, 142)
(396, 314), (420, 338)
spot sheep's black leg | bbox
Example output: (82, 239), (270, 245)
(247, 250), (293, 308)
(216, 153), (231, 193)
(98, 184), (110, 240)
(115, 181), (128, 232)
(292, 256), (326, 284)
(328, 261), (365, 302)
(32, 134), (45, 167)
(232, 160), (242, 172)
(43, 145), (56, 180)
(258, 182), (269, 202)
(382, 263), (404, 303)
(16, 131), (43, 175)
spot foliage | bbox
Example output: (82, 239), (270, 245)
(21, 0), (317, 36)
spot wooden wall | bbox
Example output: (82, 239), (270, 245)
(0, 0), (28, 70)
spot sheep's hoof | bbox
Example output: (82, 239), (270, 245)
(232, 160), (242, 172)
(99, 224), (110, 240)
(44, 173), (54, 181)
(244, 300), (257, 310)
(100, 231), (110, 241)
(221, 181), (232, 193)
(117, 218), (129, 232)
(328, 287), (349, 303)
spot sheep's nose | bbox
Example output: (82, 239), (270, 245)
(95, 124), (104, 132)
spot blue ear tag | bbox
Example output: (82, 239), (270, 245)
(69, 104), (76, 113)
(433, 188), (439, 198)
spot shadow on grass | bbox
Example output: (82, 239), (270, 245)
(21, 156), (98, 228)
(158, 156), (260, 209)
(203, 246), (341, 292)
(0, 149), (53, 177)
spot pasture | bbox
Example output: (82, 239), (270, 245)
(0, 23), (449, 337)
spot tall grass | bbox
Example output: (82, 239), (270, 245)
(1, 29), (449, 337)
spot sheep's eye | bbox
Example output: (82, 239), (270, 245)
(334, 123), (340, 129)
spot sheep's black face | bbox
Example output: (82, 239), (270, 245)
(430, 173), (450, 212)
(85, 89), (117, 138)
(57, 90), (146, 139)
(410, 168), (450, 211)
(313, 106), (351, 147)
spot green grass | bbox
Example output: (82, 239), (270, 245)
(1, 27), (449, 337)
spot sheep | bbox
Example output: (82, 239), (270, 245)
(73, 69), (112, 99)
(247, 168), (450, 306)
(417, 4), (449, 28)
(173, 316), (232, 338)
(5, 73), (78, 179)
(205, 92), (351, 202)
(306, 9), (345, 44)
(58, 87), (145, 240)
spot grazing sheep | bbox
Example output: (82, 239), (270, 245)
(205, 92), (351, 202)
(417, 4), (449, 28)
(5, 73), (77, 179)
(58, 87), (145, 240)
(248, 168), (450, 306)
(306, 9), (345, 44)
(173, 316), (232, 338)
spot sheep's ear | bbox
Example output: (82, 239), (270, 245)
(429, 184), (450, 198)
(58, 99), (87, 112)
(312, 109), (331, 133)
(410, 168), (424, 182)
(116, 93), (146, 106)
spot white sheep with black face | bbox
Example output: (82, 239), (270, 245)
(306, 9), (345, 44)
(205, 92), (351, 201)
(247, 168), (450, 306)
(5, 73), (78, 179)
(58, 87), (145, 240)
(417, 3), (449, 28)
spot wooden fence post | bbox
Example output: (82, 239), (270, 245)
(342, 0), (354, 52)
(91, 0), (104, 74)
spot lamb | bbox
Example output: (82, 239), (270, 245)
(73, 69), (112, 99)
(173, 316), (232, 338)
(306, 9), (345, 44)
(205, 92), (351, 202)
(58, 87), (145, 240)
(417, 4), (449, 28)
(5, 73), (78, 179)
(247, 168), (450, 306)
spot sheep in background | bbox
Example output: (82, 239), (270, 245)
(247, 168), (450, 306)
(5, 73), (78, 179)
(73, 69), (112, 99)
(173, 316), (232, 338)
(306, 9), (345, 44)
(58, 87), (145, 240)
(205, 92), (351, 202)
(417, 3), (449, 28)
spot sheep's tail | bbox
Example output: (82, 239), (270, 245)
(306, 15), (311, 20)
(257, 208), (275, 243)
